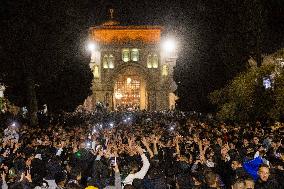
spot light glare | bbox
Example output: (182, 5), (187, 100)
(162, 39), (176, 53)
(87, 42), (96, 52)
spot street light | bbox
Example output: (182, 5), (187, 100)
(0, 84), (5, 98)
(162, 38), (176, 53)
(87, 42), (96, 52)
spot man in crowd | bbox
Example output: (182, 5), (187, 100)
(255, 164), (281, 189)
(0, 111), (283, 189)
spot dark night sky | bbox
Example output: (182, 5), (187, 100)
(1, 0), (284, 112)
(88, 0), (284, 57)
(88, 0), (193, 49)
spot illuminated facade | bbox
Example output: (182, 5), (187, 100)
(85, 17), (178, 111)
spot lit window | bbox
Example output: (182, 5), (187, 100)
(109, 54), (114, 69)
(147, 55), (152, 68)
(122, 49), (130, 62)
(152, 54), (158, 68)
(103, 55), (108, 68)
(93, 65), (99, 78)
(162, 65), (169, 76)
(147, 53), (159, 68)
(102, 54), (115, 69)
(90, 51), (96, 63)
(131, 49), (139, 61)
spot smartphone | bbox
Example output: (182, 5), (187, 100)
(110, 157), (117, 167)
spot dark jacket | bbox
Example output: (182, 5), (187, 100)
(255, 179), (281, 189)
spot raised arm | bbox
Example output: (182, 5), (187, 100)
(1, 171), (8, 189)
(153, 135), (160, 156)
(175, 135), (181, 156)
(142, 137), (154, 159)
(133, 145), (150, 179)
(123, 145), (150, 185)
(114, 163), (122, 189)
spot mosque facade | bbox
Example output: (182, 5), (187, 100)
(85, 12), (178, 111)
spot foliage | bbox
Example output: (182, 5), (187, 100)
(175, 0), (284, 112)
(210, 56), (284, 122)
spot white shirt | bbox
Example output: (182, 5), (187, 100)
(123, 154), (150, 185)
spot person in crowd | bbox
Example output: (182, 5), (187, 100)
(123, 145), (150, 185)
(204, 171), (219, 189)
(244, 177), (255, 189)
(0, 110), (283, 189)
(254, 164), (281, 189)
(54, 171), (67, 189)
(3, 122), (19, 143)
(231, 179), (245, 189)
(231, 157), (251, 181)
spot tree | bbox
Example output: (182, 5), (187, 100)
(175, 0), (284, 112)
(210, 49), (284, 123)
(0, 0), (93, 125)
(175, 0), (250, 112)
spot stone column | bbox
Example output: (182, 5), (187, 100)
(148, 90), (157, 111)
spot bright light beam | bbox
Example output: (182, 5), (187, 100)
(162, 39), (176, 53)
(87, 42), (96, 52)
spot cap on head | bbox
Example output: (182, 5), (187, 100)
(85, 186), (98, 189)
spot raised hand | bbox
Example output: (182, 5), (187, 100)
(141, 137), (148, 146)
(153, 135), (161, 144)
(135, 145), (144, 155)
(20, 172), (25, 182)
(14, 142), (21, 149)
(113, 163), (120, 173)
(193, 136), (199, 143)
(1, 171), (6, 182)
(25, 170), (32, 182)
(142, 137), (154, 158)
(72, 144), (78, 153)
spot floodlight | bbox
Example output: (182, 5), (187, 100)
(162, 39), (176, 53)
(87, 42), (96, 52)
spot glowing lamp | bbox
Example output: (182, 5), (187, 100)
(87, 42), (96, 52)
(162, 39), (176, 53)
(115, 92), (122, 99)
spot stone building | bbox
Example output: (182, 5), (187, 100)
(85, 13), (178, 111)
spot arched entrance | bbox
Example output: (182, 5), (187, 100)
(113, 69), (147, 110)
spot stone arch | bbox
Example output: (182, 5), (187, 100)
(109, 63), (155, 90)
(110, 63), (155, 110)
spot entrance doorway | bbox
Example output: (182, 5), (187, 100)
(114, 75), (144, 110)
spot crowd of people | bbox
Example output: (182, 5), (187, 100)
(0, 110), (283, 189)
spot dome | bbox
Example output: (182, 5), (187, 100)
(101, 19), (120, 26)
(100, 9), (120, 26)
